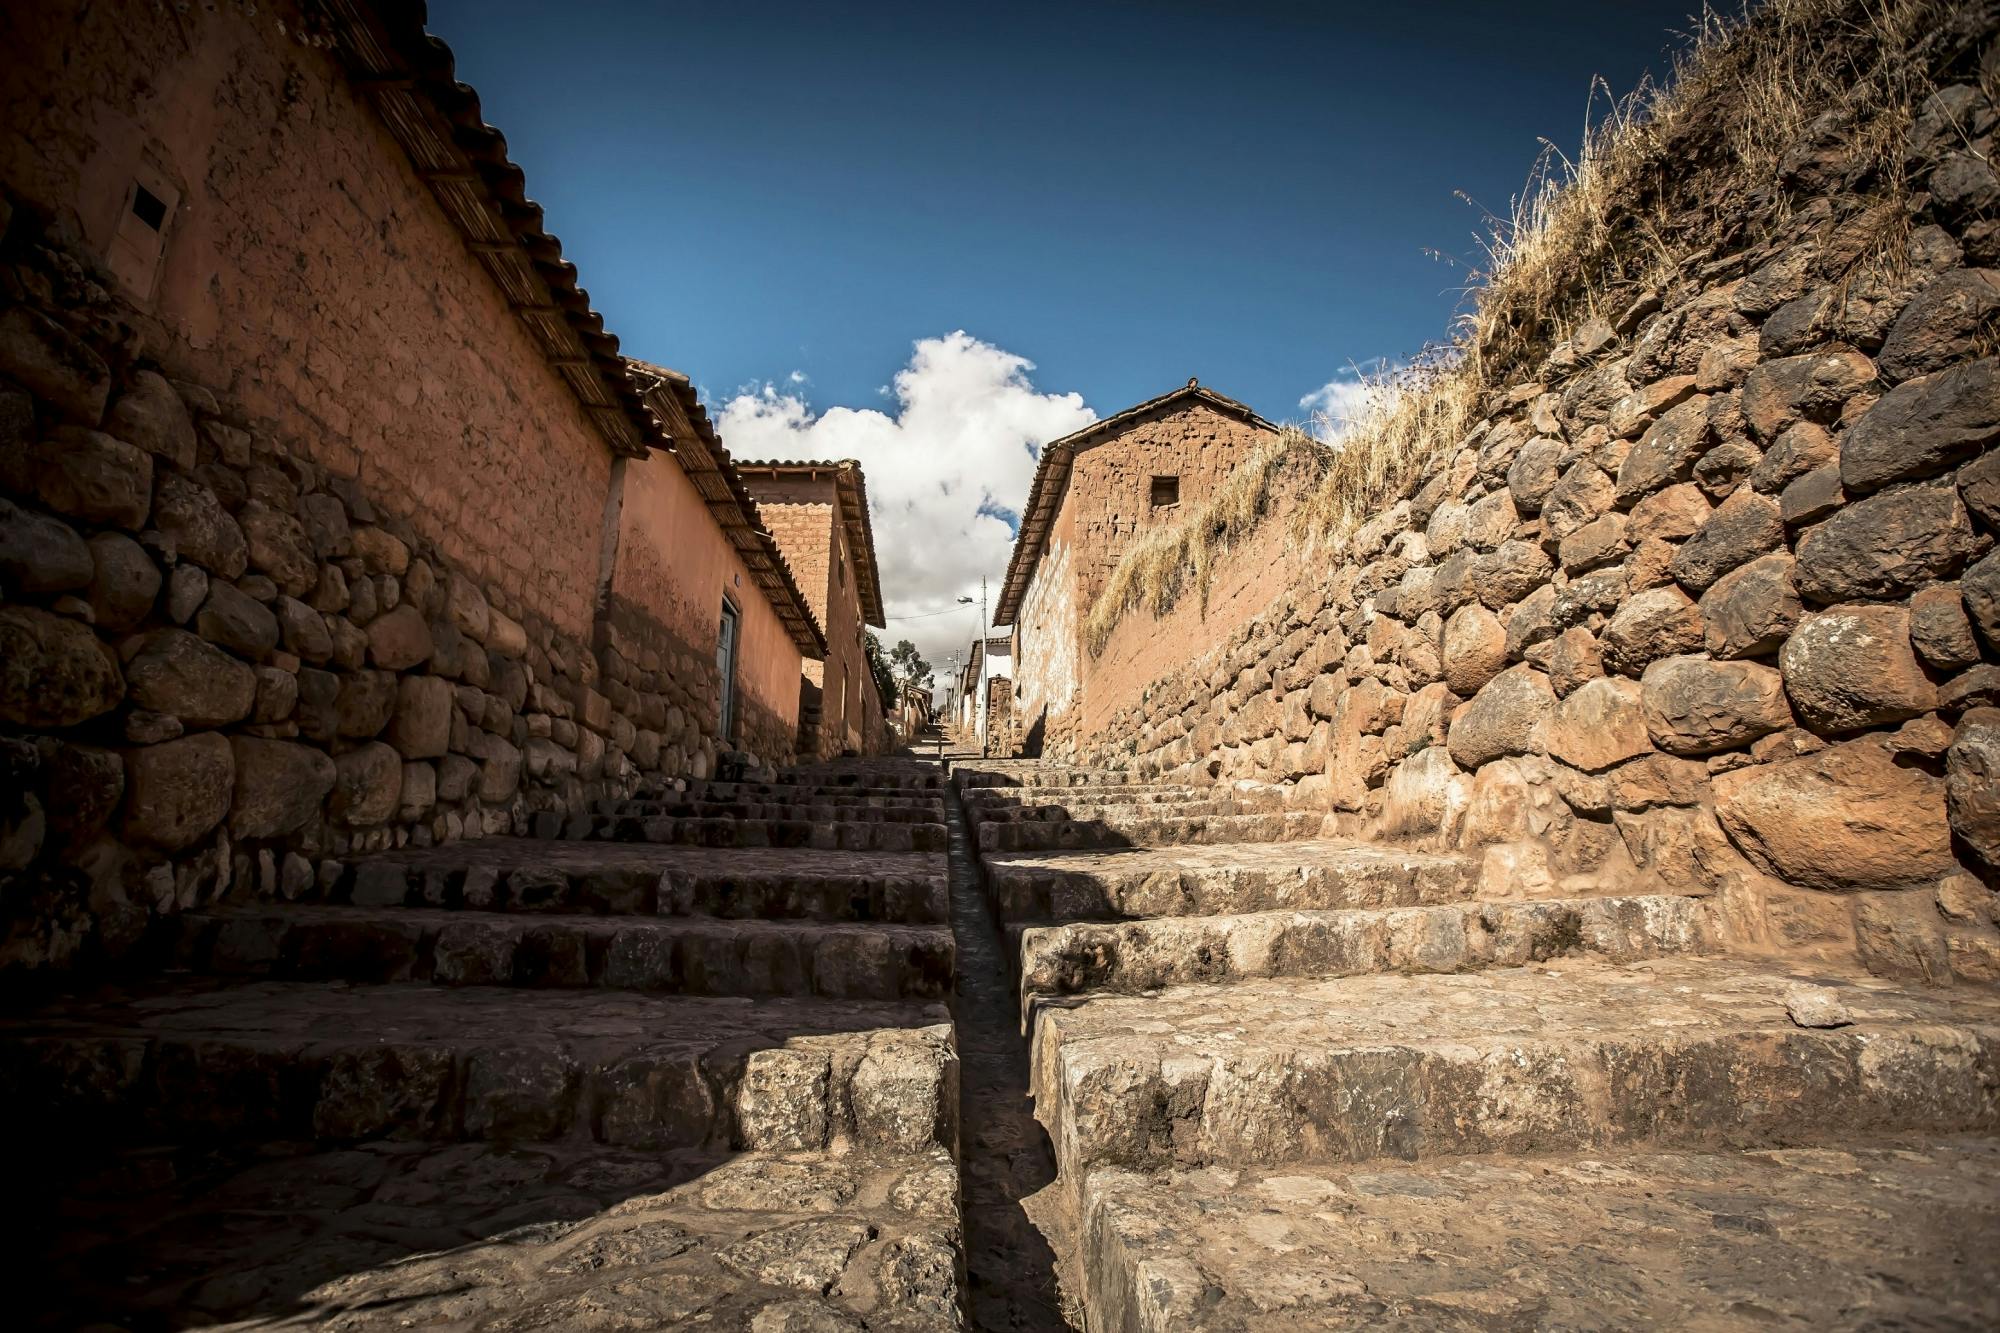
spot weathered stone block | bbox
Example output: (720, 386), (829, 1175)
(1714, 739), (1953, 891)
(228, 737), (335, 839)
(366, 603), (433, 671)
(124, 627), (256, 728)
(1749, 420), (1836, 492)
(123, 732), (233, 851)
(1641, 655), (1791, 756)
(86, 531), (160, 631)
(1910, 583), (1981, 671)
(1779, 464), (1845, 526)
(1946, 708), (2000, 875)
(1780, 605), (1937, 734)
(1442, 603), (1508, 696)
(1875, 276), (2000, 385)
(1616, 395), (1712, 503)
(1670, 486), (1783, 593)
(104, 370), (196, 469)
(195, 581), (278, 661)
(152, 472), (247, 578)
(34, 427), (151, 529)
(1446, 664), (1553, 769)
(1599, 585), (1704, 677)
(1740, 350), (1875, 441)
(1541, 461), (1616, 540)
(329, 742), (403, 828)
(1700, 553), (1802, 659)
(1544, 676), (1651, 772)
(0, 496), (93, 594)
(0, 305), (108, 424)
(1794, 481), (1976, 603)
(0, 605), (122, 728)
(389, 674), (453, 759)
(238, 499), (317, 596)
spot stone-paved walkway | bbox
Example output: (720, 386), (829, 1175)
(957, 761), (2000, 1330)
(937, 770), (1071, 1331)
(5, 760), (968, 1330)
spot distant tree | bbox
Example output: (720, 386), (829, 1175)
(864, 631), (898, 706)
(888, 639), (933, 690)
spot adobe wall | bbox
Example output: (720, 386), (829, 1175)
(1077, 462), (1316, 743)
(605, 451), (800, 767)
(0, 0), (610, 635)
(1065, 402), (1274, 608)
(1013, 505), (1078, 753)
(754, 482), (884, 759)
(1010, 401), (1272, 756)
(0, 2), (801, 980)
(1073, 39), (2000, 985)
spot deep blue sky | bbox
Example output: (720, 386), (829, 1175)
(426, 0), (1708, 424)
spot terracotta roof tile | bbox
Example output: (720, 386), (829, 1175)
(310, 0), (826, 656)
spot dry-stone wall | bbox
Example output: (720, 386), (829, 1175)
(1078, 46), (2000, 984)
(0, 207), (759, 980)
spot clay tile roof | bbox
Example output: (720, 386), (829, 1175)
(732, 459), (886, 628)
(991, 379), (1277, 625)
(311, 2), (827, 656)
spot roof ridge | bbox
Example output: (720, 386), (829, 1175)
(991, 380), (1278, 624)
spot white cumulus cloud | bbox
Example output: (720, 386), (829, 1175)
(716, 331), (1096, 685)
(1299, 359), (1403, 441)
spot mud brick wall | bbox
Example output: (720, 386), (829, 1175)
(0, 3), (800, 979)
(1072, 40), (2000, 984)
(1066, 402), (1276, 610)
(0, 0), (613, 637)
(752, 480), (888, 761)
(1013, 400), (1273, 756)
(604, 448), (802, 767)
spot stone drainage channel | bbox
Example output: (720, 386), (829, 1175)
(935, 767), (1073, 1331)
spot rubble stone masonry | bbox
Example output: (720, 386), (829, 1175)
(1066, 29), (2000, 985)
(0, 1), (804, 978)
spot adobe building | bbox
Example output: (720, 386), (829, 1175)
(735, 459), (891, 758)
(0, 0), (825, 972)
(993, 378), (1277, 755)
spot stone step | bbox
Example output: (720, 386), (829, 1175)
(968, 797), (1280, 825)
(1029, 957), (2000, 1179)
(1073, 1139), (2000, 1330)
(770, 768), (946, 790)
(984, 839), (1477, 921)
(976, 809), (1322, 852)
(955, 767), (1134, 789)
(336, 842), (950, 924)
(599, 799), (944, 823)
(2, 979), (956, 1152)
(172, 905), (954, 1000)
(26, 1138), (965, 1330)
(579, 812), (949, 852)
(961, 786), (1243, 808)
(672, 779), (947, 803)
(1015, 894), (1719, 1001)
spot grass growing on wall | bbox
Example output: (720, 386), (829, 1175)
(1292, 0), (1958, 544)
(1081, 431), (1331, 656)
(1081, 0), (1962, 653)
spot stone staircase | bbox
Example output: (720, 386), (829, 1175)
(2, 761), (968, 1331)
(958, 762), (2000, 1331)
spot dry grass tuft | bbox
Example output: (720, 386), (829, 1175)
(1081, 431), (1331, 656)
(1082, 0), (1969, 652)
(1289, 0), (1963, 550)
